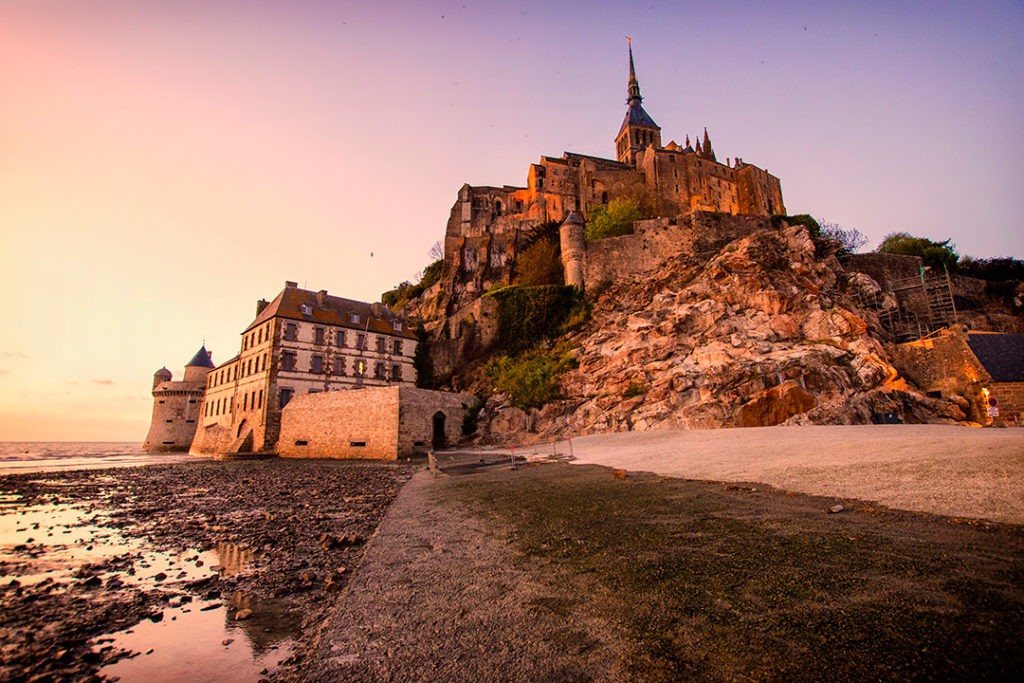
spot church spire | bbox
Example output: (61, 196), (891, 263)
(626, 37), (642, 103)
(702, 127), (717, 162)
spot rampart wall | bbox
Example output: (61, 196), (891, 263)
(276, 387), (474, 459)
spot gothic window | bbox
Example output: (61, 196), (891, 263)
(284, 323), (298, 341)
(354, 360), (366, 377)
(314, 327), (325, 344)
(333, 357), (345, 375)
(374, 362), (385, 379)
(336, 329), (346, 346)
(258, 390), (264, 409)
(392, 364), (402, 381)
(376, 336), (386, 353)
(393, 339), (403, 355)
(311, 355), (324, 374)
(357, 334), (366, 351)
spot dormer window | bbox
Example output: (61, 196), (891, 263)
(300, 304), (313, 316)
(349, 313), (360, 324)
(392, 320), (402, 332)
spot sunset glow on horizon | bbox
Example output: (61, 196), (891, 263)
(2, 1), (1021, 441)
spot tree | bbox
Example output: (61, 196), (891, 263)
(515, 237), (563, 286)
(819, 220), (868, 255)
(585, 198), (644, 240)
(877, 232), (959, 272)
(428, 240), (445, 262)
(958, 256), (1024, 282)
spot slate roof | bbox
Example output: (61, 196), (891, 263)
(616, 100), (660, 138)
(245, 285), (417, 340)
(186, 346), (215, 368)
(967, 333), (1024, 382)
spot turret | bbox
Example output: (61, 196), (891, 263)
(153, 367), (172, 390)
(183, 345), (216, 383)
(559, 211), (586, 289)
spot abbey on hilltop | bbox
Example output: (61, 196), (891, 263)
(441, 41), (785, 309)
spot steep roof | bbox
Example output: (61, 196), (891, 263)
(245, 285), (417, 339)
(967, 333), (1024, 382)
(616, 100), (660, 138)
(186, 346), (215, 368)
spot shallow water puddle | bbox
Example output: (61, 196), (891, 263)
(96, 597), (298, 683)
(0, 502), (142, 585)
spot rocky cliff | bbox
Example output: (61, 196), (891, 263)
(472, 226), (966, 441)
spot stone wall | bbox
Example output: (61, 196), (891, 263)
(278, 389), (400, 460)
(582, 212), (776, 288)
(989, 381), (1024, 427)
(841, 253), (923, 289)
(396, 387), (476, 453)
(890, 329), (989, 422)
(277, 387), (475, 460)
(429, 297), (499, 382)
(143, 382), (205, 452)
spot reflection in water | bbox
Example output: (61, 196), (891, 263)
(215, 541), (255, 575)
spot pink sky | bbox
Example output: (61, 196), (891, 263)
(1, 1), (1021, 441)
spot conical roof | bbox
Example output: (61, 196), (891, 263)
(186, 345), (215, 368)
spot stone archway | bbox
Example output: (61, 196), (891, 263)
(432, 411), (446, 450)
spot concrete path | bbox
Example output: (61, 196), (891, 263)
(568, 425), (1024, 524)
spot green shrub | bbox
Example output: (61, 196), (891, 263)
(586, 198), (644, 240)
(877, 232), (959, 272)
(778, 214), (821, 237)
(482, 350), (576, 409)
(515, 237), (563, 286)
(486, 285), (587, 354)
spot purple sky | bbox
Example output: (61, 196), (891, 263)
(1, 0), (1021, 440)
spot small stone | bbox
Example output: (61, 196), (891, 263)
(234, 608), (254, 620)
(222, 638), (234, 646)
(829, 504), (845, 514)
(153, 572), (168, 582)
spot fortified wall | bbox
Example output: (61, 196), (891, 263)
(276, 387), (475, 459)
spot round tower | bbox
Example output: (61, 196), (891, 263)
(183, 345), (216, 383)
(143, 345), (213, 453)
(559, 210), (586, 289)
(153, 366), (172, 390)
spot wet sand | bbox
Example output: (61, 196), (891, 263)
(0, 459), (413, 682)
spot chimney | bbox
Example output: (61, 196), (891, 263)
(256, 299), (269, 316)
(285, 281), (298, 289)
(316, 290), (328, 307)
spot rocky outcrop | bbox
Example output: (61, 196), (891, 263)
(478, 226), (964, 441)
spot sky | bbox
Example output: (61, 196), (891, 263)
(1, 0), (1022, 441)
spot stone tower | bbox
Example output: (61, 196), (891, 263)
(614, 41), (662, 165)
(559, 210), (586, 288)
(143, 345), (214, 452)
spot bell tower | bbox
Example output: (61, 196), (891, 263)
(614, 39), (661, 165)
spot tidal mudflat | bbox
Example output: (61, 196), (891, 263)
(0, 459), (413, 681)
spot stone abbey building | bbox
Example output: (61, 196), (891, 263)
(443, 43), (785, 308)
(190, 282), (419, 455)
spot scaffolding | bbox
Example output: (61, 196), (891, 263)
(857, 266), (958, 342)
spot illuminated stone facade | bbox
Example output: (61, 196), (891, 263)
(442, 44), (785, 309)
(190, 282), (418, 455)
